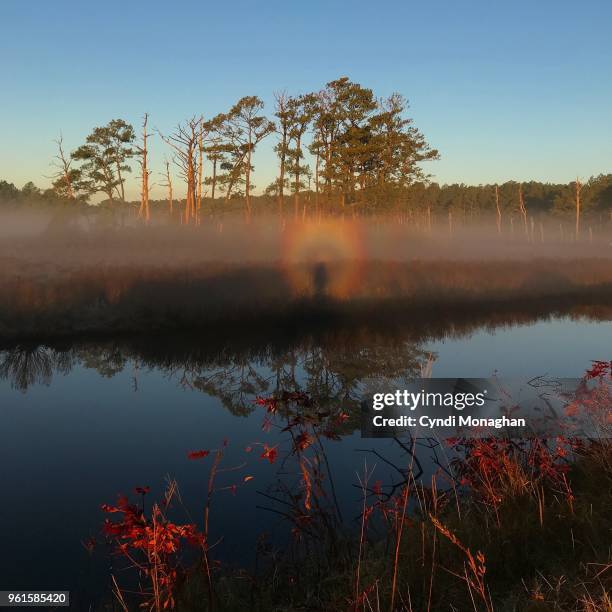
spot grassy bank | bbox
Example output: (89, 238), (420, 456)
(179, 445), (611, 611)
(2, 257), (612, 340)
(96, 367), (611, 612)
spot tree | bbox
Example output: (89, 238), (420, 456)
(369, 93), (439, 194)
(286, 93), (317, 216)
(159, 159), (173, 216)
(575, 177), (582, 239)
(71, 119), (135, 202)
(197, 116), (206, 221)
(204, 141), (231, 202)
(308, 78), (438, 208)
(201, 114), (229, 203)
(328, 78), (378, 206)
(21, 181), (41, 198)
(220, 96), (275, 215)
(518, 183), (528, 237)
(160, 116), (204, 224)
(495, 184), (501, 233)
(136, 114), (152, 222)
(48, 135), (86, 200)
(0, 180), (20, 205)
(273, 91), (293, 213)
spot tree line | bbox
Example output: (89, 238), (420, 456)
(5, 174), (611, 224)
(4, 77), (440, 221)
(0, 76), (610, 229)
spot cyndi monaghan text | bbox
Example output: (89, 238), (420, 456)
(372, 415), (526, 429)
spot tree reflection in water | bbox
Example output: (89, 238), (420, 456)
(0, 329), (429, 416)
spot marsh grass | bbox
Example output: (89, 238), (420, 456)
(170, 445), (610, 611)
(2, 257), (612, 340)
(95, 366), (611, 611)
(1, 216), (612, 340)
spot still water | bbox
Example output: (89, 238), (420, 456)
(0, 316), (609, 604)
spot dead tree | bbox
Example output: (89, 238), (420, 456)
(137, 114), (152, 223)
(48, 134), (78, 199)
(495, 184), (502, 234)
(159, 158), (173, 216)
(159, 117), (203, 225)
(575, 177), (582, 240)
(518, 183), (528, 238)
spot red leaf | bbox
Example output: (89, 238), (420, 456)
(187, 450), (210, 460)
(261, 444), (279, 464)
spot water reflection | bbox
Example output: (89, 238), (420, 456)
(0, 304), (609, 602)
(0, 332), (429, 415)
(1, 296), (610, 398)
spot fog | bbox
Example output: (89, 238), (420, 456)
(1, 208), (611, 265)
(1, 209), (611, 340)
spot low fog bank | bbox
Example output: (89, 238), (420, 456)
(0, 209), (611, 270)
(1, 210), (611, 340)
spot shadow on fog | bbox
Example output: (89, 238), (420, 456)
(1, 213), (612, 340)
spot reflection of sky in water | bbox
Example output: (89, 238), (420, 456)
(424, 318), (611, 377)
(0, 317), (609, 601)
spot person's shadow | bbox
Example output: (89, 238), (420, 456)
(313, 262), (329, 298)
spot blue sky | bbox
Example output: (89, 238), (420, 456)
(1, 0), (611, 200)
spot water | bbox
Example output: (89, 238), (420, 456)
(0, 315), (609, 605)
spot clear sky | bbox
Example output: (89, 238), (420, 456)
(1, 0), (611, 200)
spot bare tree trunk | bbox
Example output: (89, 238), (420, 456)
(104, 164), (115, 203)
(315, 151), (320, 214)
(495, 184), (501, 234)
(575, 177), (582, 240)
(196, 139), (204, 225)
(164, 159), (173, 216)
(518, 183), (528, 238)
(53, 135), (75, 199)
(197, 122), (204, 224)
(138, 114), (150, 223)
(245, 132), (252, 216)
(186, 161), (195, 224)
(325, 142), (332, 198)
(226, 162), (243, 204)
(159, 117), (202, 226)
(116, 159), (125, 201)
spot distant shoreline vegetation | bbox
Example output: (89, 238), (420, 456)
(2, 174), (612, 224)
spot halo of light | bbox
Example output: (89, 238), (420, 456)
(280, 220), (365, 299)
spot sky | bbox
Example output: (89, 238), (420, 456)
(1, 0), (611, 201)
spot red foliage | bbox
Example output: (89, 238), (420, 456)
(446, 437), (577, 511)
(187, 449), (210, 460)
(101, 493), (205, 610)
(335, 411), (349, 424)
(261, 444), (279, 464)
(585, 360), (611, 379)
(254, 396), (280, 414)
